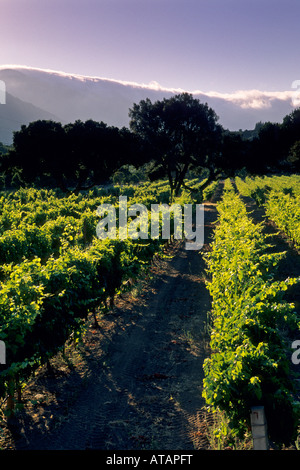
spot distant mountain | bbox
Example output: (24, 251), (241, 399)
(0, 91), (60, 145)
(0, 65), (297, 144)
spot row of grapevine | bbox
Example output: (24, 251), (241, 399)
(235, 174), (300, 204)
(0, 181), (172, 412)
(202, 187), (300, 446)
(0, 237), (165, 410)
(0, 176), (218, 268)
(0, 176), (213, 413)
(264, 192), (300, 250)
(235, 175), (300, 249)
(0, 181), (171, 264)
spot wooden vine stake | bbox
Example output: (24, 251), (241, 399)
(250, 406), (269, 450)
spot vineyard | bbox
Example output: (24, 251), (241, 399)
(203, 177), (300, 446)
(0, 174), (300, 450)
(0, 179), (214, 412)
(0, 180), (189, 402)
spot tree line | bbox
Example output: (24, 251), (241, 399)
(0, 92), (299, 195)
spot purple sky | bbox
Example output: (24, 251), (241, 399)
(1, 0), (300, 93)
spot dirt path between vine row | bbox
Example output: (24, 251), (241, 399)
(0, 184), (224, 451)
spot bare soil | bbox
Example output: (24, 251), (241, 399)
(0, 186), (223, 451)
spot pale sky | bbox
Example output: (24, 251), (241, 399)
(0, 0), (300, 93)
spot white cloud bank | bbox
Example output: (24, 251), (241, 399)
(200, 89), (297, 109)
(0, 64), (299, 139)
(1, 64), (298, 110)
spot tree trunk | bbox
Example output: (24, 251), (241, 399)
(174, 162), (190, 197)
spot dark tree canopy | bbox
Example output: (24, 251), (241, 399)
(219, 131), (250, 176)
(129, 93), (223, 200)
(6, 119), (137, 191)
(11, 120), (65, 185)
(287, 140), (300, 172)
(242, 108), (300, 174)
(1, 101), (300, 194)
